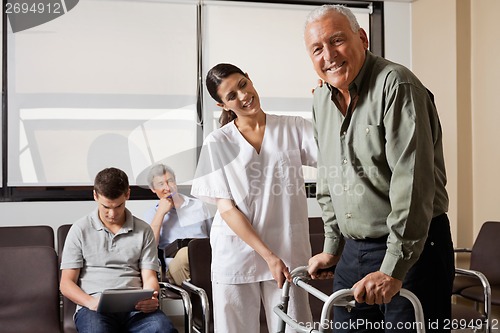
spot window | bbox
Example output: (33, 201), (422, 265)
(7, 0), (199, 187)
(2, 0), (382, 200)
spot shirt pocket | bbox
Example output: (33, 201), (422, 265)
(212, 234), (256, 277)
(352, 124), (385, 168)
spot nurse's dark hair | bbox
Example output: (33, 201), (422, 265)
(94, 167), (129, 199)
(206, 63), (245, 127)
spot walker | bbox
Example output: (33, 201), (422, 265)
(273, 266), (426, 333)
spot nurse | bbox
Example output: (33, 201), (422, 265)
(191, 63), (317, 332)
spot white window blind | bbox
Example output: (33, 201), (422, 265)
(5, 0), (372, 187)
(7, 0), (199, 186)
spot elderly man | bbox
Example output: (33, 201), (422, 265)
(305, 5), (454, 332)
(144, 163), (211, 285)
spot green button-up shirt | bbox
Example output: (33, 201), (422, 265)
(312, 51), (449, 280)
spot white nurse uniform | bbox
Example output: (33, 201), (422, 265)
(191, 114), (317, 332)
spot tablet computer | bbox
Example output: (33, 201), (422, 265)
(97, 288), (154, 313)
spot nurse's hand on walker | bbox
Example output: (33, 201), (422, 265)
(307, 252), (339, 280)
(263, 251), (291, 289)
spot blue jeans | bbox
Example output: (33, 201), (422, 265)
(75, 308), (178, 333)
(333, 214), (455, 333)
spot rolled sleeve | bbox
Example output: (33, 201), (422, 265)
(140, 226), (161, 273)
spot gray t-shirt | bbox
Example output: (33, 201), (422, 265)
(60, 208), (159, 298)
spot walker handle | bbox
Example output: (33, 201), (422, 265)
(274, 266), (426, 333)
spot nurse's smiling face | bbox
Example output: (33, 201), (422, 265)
(216, 73), (262, 118)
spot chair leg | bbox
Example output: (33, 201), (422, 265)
(160, 282), (193, 333)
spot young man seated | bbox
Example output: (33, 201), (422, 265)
(60, 167), (177, 333)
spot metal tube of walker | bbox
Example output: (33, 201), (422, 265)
(274, 266), (427, 333)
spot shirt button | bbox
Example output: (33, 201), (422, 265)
(366, 127), (370, 134)
(346, 213), (352, 219)
(342, 158), (348, 164)
(342, 131), (347, 136)
(344, 185), (348, 191)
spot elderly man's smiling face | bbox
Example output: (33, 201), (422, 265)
(304, 11), (368, 93)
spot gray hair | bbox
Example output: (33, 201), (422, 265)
(147, 163), (176, 189)
(305, 5), (360, 33)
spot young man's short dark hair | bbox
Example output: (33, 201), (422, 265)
(93, 167), (129, 199)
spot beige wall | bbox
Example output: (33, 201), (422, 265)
(411, 0), (500, 247)
(470, 0), (500, 235)
(412, 0), (459, 243)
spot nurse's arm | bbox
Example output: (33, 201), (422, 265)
(217, 198), (291, 288)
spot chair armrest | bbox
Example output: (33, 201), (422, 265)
(455, 268), (491, 297)
(159, 282), (193, 333)
(455, 268), (492, 333)
(454, 247), (472, 253)
(182, 279), (210, 332)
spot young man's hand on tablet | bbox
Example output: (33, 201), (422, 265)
(135, 290), (160, 313)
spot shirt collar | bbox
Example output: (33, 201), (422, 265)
(90, 208), (134, 234)
(326, 50), (375, 98)
(178, 193), (193, 209)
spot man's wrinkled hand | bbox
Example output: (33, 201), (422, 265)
(307, 252), (339, 279)
(352, 271), (402, 305)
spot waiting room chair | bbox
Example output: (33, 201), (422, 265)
(452, 268), (491, 333)
(57, 224), (78, 333)
(0, 225), (55, 248)
(159, 282), (193, 333)
(182, 238), (213, 333)
(308, 216), (324, 235)
(0, 246), (61, 333)
(455, 221), (500, 306)
(451, 221), (500, 332)
(158, 246), (193, 333)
